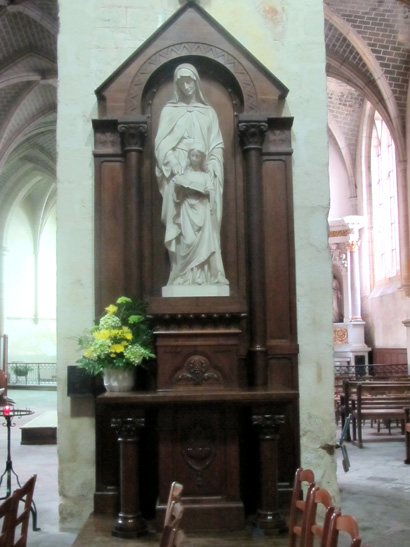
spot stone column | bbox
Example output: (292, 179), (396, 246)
(238, 117), (268, 386)
(111, 417), (148, 539)
(252, 412), (287, 534)
(118, 118), (147, 297)
(347, 237), (362, 321)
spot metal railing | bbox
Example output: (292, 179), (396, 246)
(334, 362), (408, 379)
(7, 362), (57, 387)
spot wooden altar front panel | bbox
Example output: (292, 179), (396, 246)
(156, 404), (243, 531)
(95, 389), (298, 532)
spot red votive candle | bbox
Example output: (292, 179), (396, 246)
(3, 406), (10, 416)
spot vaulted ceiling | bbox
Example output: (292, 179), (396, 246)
(0, 0), (57, 236)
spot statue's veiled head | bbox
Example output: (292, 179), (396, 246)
(172, 63), (208, 104)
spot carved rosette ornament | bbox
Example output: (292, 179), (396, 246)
(238, 122), (268, 150)
(334, 327), (348, 345)
(118, 122), (147, 153)
(175, 354), (220, 386)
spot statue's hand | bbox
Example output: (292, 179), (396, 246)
(171, 163), (183, 175)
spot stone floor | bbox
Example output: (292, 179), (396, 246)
(1, 389), (410, 546)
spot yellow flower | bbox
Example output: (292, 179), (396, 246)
(110, 343), (125, 353)
(122, 326), (132, 340)
(105, 304), (118, 315)
(84, 348), (93, 358)
(93, 329), (110, 340)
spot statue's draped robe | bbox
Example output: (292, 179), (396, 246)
(155, 101), (227, 285)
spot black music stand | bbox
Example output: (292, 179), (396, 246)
(0, 406), (40, 531)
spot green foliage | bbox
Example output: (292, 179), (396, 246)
(76, 296), (155, 376)
(14, 365), (33, 376)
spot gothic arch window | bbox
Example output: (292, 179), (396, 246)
(3, 197), (56, 362)
(369, 111), (400, 283)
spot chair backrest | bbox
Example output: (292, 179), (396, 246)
(164, 481), (183, 527)
(0, 495), (17, 546)
(288, 467), (316, 547)
(327, 512), (362, 547)
(160, 501), (185, 547)
(304, 486), (335, 547)
(10, 475), (37, 547)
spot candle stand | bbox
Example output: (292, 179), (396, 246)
(0, 407), (40, 531)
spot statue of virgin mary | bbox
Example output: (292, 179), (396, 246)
(155, 63), (229, 294)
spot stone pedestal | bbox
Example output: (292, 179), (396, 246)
(333, 321), (370, 369)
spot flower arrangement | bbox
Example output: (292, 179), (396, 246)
(77, 296), (155, 376)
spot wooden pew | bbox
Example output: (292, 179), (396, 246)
(346, 381), (410, 448)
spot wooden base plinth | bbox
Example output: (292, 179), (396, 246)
(253, 511), (288, 535)
(112, 512), (149, 538)
(94, 491), (118, 514)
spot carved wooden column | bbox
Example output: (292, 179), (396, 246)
(239, 116), (268, 386)
(252, 412), (287, 534)
(118, 117), (147, 297)
(111, 417), (148, 539)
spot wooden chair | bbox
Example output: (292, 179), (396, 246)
(164, 481), (183, 527)
(288, 467), (315, 547)
(0, 496), (17, 546)
(9, 474), (37, 547)
(304, 486), (335, 547)
(326, 512), (362, 547)
(159, 500), (185, 547)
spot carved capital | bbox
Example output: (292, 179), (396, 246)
(111, 417), (145, 441)
(118, 122), (147, 152)
(347, 239), (360, 252)
(252, 413), (285, 439)
(238, 121), (268, 151)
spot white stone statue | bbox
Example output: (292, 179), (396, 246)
(332, 275), (343, 322)
(155, 63), (229, 293)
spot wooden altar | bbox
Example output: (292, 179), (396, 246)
(92, 1), (300, 537)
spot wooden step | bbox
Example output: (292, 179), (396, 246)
(20, 410), (57, 445)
